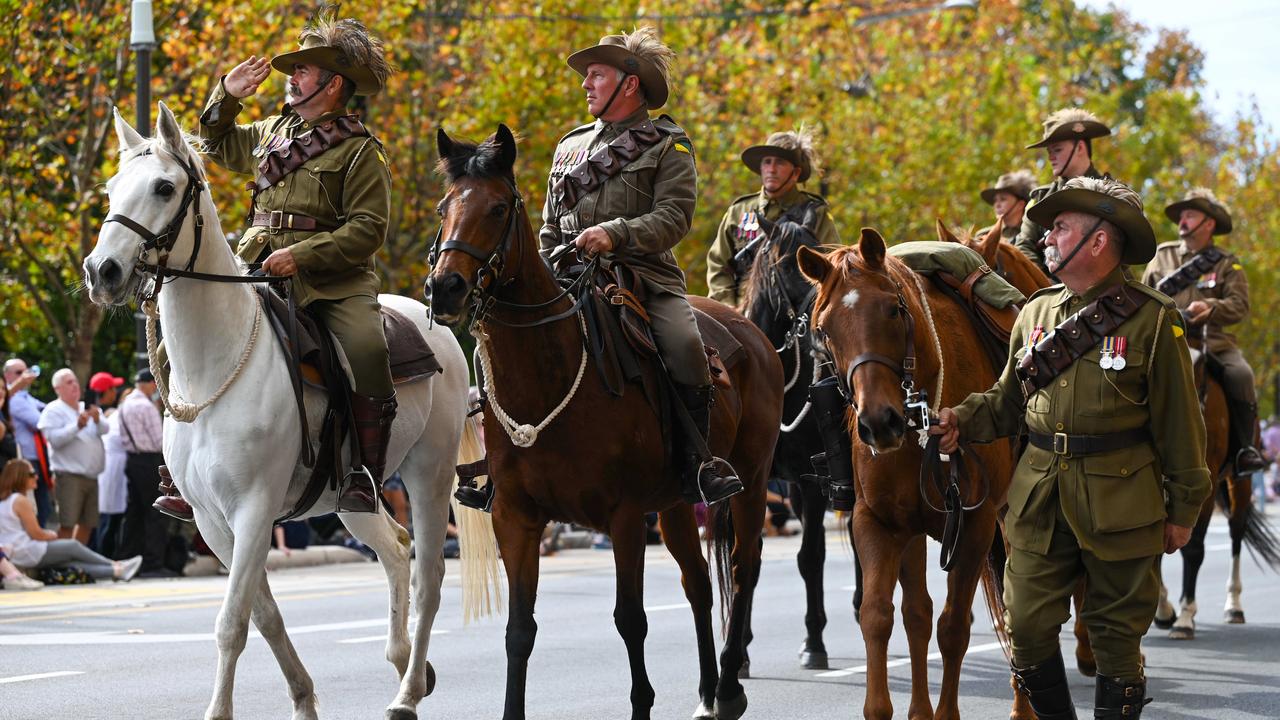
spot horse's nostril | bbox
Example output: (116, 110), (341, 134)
(99, 258), (123, 288)
(885, 408), (906, 439)
(856, 417), (875, 445)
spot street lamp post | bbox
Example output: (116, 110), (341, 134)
(131, 1), (155, 372)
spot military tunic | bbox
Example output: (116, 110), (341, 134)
(538, 108), (709, 386)
(1012, 165), (1106, 274)
(976, 222), (1020, 243)
(952, 267), (1211, 678)
(706, 187), (839, 306)
(196, 79), (393, 396)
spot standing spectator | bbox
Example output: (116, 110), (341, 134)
(95, 381), (130, 558)
(117, 369), (174, 576)
(0, 458), (141, 581)
(0, 381), (17, 463)
(37, 369), (107, 545)
(4, 358), (53, 525)
(1262, 416), (1280, 500)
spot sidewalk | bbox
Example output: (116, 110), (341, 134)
(183, 545), (371, 577)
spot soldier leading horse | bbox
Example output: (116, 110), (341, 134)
(426, 125), (782, 720)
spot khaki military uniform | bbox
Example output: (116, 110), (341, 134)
(952, 267), (1211, 679)
(197, 80), (394, 396)
(1012, 165), (1107, 274)
(977, 222), (1020, 243)
(539, 107), (709, 386)
(706, 187), (839, 306)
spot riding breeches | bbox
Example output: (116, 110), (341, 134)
(309, 295), (393, 398)
(645, 289), (713, 387)
(1003, 498), (1158, 682)
(1212, 347), (1257, 404)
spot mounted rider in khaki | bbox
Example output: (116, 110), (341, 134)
(537, 27), (742, 505)
(154, 11), (396, 520)
(1142, 188), (1266, 476)
(978, 169), (1035, 242)
(707, 128), (840, 307)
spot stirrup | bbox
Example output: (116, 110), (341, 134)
(336, 466), (378, 514)
(1234, 447), (1267, 476)
(697, 458), (744, 506)
(455, 479), (495, 513)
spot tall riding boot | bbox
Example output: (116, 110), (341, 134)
(676, 384), (744, 505)
(806, 375), (855, 511)
(1094, 674), (1150, 719)
(1228, 398), (1266, 475)
(1011, 650), (1077, 720)
(342, 392), (397, 514)
(153, 466), (195, 522)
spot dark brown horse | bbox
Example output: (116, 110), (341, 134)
(797, 229), (1016, 720)
(426, 125), (782, 720)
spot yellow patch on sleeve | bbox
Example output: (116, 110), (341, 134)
(1172, 324), (1184, 338)
(1232, 263), (1243, 270)
(674, 142), (691, 154)
(376, 149), (388, 166)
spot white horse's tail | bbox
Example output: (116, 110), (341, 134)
(452, 413), (504, 624)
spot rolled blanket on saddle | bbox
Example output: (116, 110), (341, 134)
(887, 241), (1025, 309)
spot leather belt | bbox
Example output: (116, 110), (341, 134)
(1028, 428), (1150, 457)
(252, 211), (337, 232)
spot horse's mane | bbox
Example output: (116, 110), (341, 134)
(435, 133), (514, 184)
(740, 215), (822, 314)
(115, 134), (208, 183)
(815, 245), (916, 312)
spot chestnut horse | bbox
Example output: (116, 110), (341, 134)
(425, 125), (782, 720)
(797, 229), (1016, 720)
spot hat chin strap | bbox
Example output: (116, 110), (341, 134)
(592, 74), (632, 119)
(1054, 139), (1082, 179)
(288, 76), (338, 114)
(1178, 216), (1210, 241)
(1050, 216), (1106, 276)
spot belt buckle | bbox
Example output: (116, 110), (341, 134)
(268, 210), (284, 230)
(1053, 432), (1069, 456)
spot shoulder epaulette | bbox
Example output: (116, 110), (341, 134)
(653, 114), (685, 137)
(800, 191), (830, 207)
(558, 122), (595, 143)
(1155, 240), (1181, 251)
(730, 192), (759, 206)
(1126, 278), (1178, 308)
(1028, 284), (1064, 301)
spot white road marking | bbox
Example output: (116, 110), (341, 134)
(815, 641), (1005, 678)
(0, 617), (432, 646)
(644, 603), (690, 612)
(338, 629), (448, 645)
(0, 670), (84, 684)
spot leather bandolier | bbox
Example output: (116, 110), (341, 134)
(252, 115), (370, 192)
(553, 119), (665, 210)
(1154, 246), (1225, 297)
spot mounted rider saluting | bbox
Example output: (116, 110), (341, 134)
(154, 10), (395, 520)
(1142, 188), (1267, 476)
(706, 128), (840, 307)
(538, 27), (742, 505)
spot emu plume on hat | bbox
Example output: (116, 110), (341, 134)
(271, 7), (393, 96)
(741, 126), (822, 183)
(1026, 176), (1155, 264)
(1027, 107), (1112, 149)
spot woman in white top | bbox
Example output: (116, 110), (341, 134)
(0, 458), (141, 581)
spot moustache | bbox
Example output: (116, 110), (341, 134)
(1044, 245), (1062, 268)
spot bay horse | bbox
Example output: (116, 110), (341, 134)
(797, 229), (1017, 720)
(84, 104), (498, 720)
(425, 125), (782, 720)
(738, 209), (862, 671)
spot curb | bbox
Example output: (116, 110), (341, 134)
(183, 545), (372, 577)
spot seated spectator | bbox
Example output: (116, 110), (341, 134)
(763, 479), (796, 537)
(383, 471), (410, 531)
(273, 520), (311, 557)
(1, 548), (43, 590)
(0, 459), (140, 581)
(38, 369), (108, 545)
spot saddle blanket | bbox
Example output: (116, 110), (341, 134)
(888, 241), (1025, 309)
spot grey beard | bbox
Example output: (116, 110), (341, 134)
(1044, 245), (1063, 269)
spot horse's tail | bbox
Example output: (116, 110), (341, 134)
(453, 413), (505, 624)
(705, 500), (735, 633)
(1217, 476), (1280, 570)
(980, 521), (1013, 662)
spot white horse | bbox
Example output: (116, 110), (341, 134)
(83, 102), (501, 720)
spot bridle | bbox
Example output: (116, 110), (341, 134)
(102, 149), (286, 304)
(813, 281), (921, 419)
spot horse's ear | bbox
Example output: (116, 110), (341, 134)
(113, 107), (145, 151)
(436, 128), (455, 161)
(936, 219), (960, 244)
(796, 245), (832, 285)
(495, 123), (517, 171)
(976, 217), (1002, 264)
(155, 102), (185, 159)
(859, 227), (887, 269)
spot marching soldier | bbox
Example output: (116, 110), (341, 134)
(155, 11), (395, 519)
(536, 27), (742, 505)
(706, 129), (839, 306)
(933, 177), (1211, 719)
(1013, 108), (1114, 274)
(1143, 188), (1266, 475)
(978, 170), (1035, 241)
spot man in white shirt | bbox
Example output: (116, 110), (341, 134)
(37, 369), (108, 544)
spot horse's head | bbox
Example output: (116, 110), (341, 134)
(937, 218), (1051, 296)
(85, 102), (209, 306)
(742, 207), (823, 334)
(799, 228), (916, 452)
(425, 124), (522, 327)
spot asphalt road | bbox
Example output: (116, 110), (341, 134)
(2, 510), (1279, 719)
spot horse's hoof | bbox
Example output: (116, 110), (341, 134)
(423, 661), (437, 696)
(800, 649), (829, 670)
(1169, 625), (1195, 640)
(737, 660), (750, 680)
(691, 701), (716, 720)
(1075, 654), (1097, 678)
(386, 709), (417, 720)
(714, 691), (748, 720)
(1225, 609), (1245, 624)
(1152, 615), (1175, 630)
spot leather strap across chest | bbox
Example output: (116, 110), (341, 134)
(1155, 245), (1225, 297)
(1015, 283), (1153, 400)
(554, 119), (666, 210)
(253, 115), (370, 193)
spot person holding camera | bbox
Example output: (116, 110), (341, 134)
(37, 369), (108, 545)
(3, 358), (53, 524)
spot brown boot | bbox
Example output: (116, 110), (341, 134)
(153, 466), (195, 522)
(341, 392), (397, 513)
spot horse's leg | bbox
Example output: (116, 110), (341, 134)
(1153, 557), (1176, 630)
(850, 514), (865, 624)
(203, 514), (274, 720)
(1225, 476), (1250, 624)
(896, 535), (934, 720)
(854, 508), (904, 720)
(1170, 510), (1212, 640)
(1071, 578), (1095, 676)
(713, 486), (766, 720)
(339, 509), (413, 676)
(792, 480), (830, 669)
(610, 511), (656, 720)
(496, 504), (545, 720)
(658, 505), (719, 719)
(249, 569), (319, 720)
(933, 510), (996, 720)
